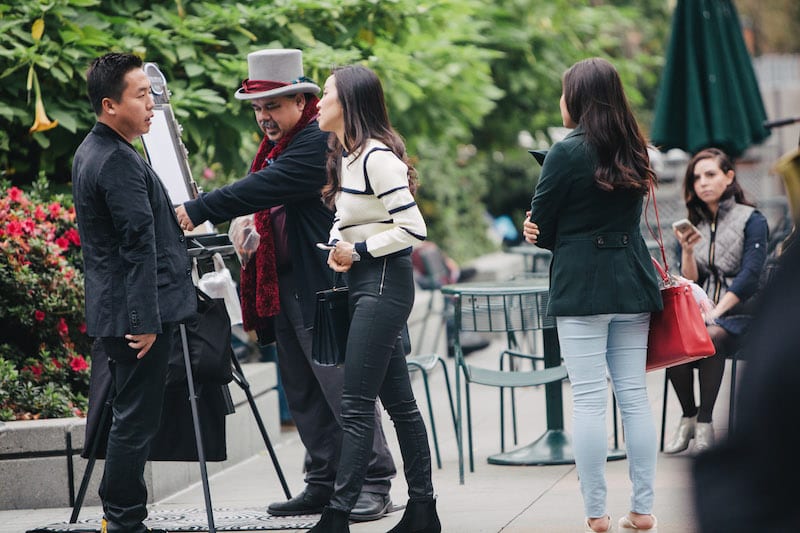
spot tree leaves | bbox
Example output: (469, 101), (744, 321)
(1, 0), (670, 262)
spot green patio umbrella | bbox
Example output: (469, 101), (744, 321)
(651, 0), (770, 157)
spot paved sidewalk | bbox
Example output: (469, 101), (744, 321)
(3, 341), (733, 532)
(2, 251), (735, 532)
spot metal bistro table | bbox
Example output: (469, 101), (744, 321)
(442, 278), (626, 468)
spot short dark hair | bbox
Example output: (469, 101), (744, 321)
(86, 53), (143, 115)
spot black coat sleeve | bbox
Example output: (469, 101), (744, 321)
(183, 123), (328, 225)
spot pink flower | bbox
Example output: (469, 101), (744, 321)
(64, 228), (81, 246)
(34, 310), (46, 322)
(55, 237), (69, 250)
(34, 205), (47, 221)
(51, 357), (62, 369)
(203, 167), (216, 180)
(78, 323), (87, 334)
(48, 201), (62, 219)
(25, 363), (44, 378)
(57, 317), (69, 336)
(8, 187), (24, 203)
(69, 355), (89, 372)
(21, 218), (36, 234)
(5, 220), (23, 237)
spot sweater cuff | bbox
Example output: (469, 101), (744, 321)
(354, 241), (373, 259)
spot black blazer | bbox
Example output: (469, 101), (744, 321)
(530, 127), (662, 316)
(183, 120), (334, 329)
(72, 122), (196, 336)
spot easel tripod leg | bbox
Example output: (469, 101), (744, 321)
(231, 354), (292, 499)
(70, 393), (113, 523)
(180, 323), (217, 533)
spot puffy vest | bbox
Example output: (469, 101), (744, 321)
(693, 198), (754, 303)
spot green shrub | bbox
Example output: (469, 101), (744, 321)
(0, 179), (90, 420)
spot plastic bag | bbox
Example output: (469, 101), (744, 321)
(666, 273), (716, 325)
(197, 253), (243, 325)
(229, 215), (260, 269)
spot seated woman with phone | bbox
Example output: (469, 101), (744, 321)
(663, 148), (768, 455)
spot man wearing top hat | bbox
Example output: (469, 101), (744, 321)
(176, 49), (396, 520)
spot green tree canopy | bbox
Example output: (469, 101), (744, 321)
(1, 0), (670, 262)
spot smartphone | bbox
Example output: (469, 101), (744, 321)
(671, 218), (701, 238)
(316, 242), (335, 250)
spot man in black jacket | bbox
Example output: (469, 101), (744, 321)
(72, 52), (196, 533)
(176, 49), (396, 521)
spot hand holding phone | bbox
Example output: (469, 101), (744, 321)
(672, 218), (702, 243)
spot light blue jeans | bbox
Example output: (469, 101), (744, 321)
(557, 313), (657, 519)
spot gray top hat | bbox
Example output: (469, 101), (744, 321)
(234, 49), (320, 100)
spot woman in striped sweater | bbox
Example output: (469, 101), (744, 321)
(307, 65), (440, 533)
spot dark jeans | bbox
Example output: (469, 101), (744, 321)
(329, 254), (435, 512)
(275, 273), (396, 496)
(98, 323), (174, 533)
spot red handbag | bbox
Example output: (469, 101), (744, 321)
(645, 182), (716, 372)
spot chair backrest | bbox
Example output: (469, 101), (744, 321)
(455, 288), (553, 334)
(412, 242), (455, 290)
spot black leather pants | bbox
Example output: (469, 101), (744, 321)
(329, 254), (435, 512)
(275, 273), (396, 496)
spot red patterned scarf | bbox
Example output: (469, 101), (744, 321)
(240, 96), (320, 333)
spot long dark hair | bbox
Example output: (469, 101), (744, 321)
(321, 65), (417, 208)
(683, 147), (754, 225)
(562, 57), (655, 194)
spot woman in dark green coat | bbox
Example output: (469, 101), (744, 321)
(523, 58), (662, 533)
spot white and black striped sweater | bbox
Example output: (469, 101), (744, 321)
(329, 139), (427, 259)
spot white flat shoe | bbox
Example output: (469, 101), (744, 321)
(618, 514), (657, 531)
(585, 515), (612, 532)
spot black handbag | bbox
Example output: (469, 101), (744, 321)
(170, 288), (234, 385)
(312, 284), (351, 367)
(82, 337), (232, 462)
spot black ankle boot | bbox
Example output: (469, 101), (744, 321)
(307, 506), (350, 532)
(386, 499), (441, 533)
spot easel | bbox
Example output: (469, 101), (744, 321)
(69, 235), (291, 533)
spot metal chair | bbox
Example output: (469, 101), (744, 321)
(406, 351), (456, 469)
(410, 242), (452, 354)
(407, 243), (457, 469)
(449, 283), (568, 483)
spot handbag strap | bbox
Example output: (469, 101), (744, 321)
(195, 287), (213, 302)
(645, 179), (671, 285)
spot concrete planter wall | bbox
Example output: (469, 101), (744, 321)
(0, 361), (278, 510)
